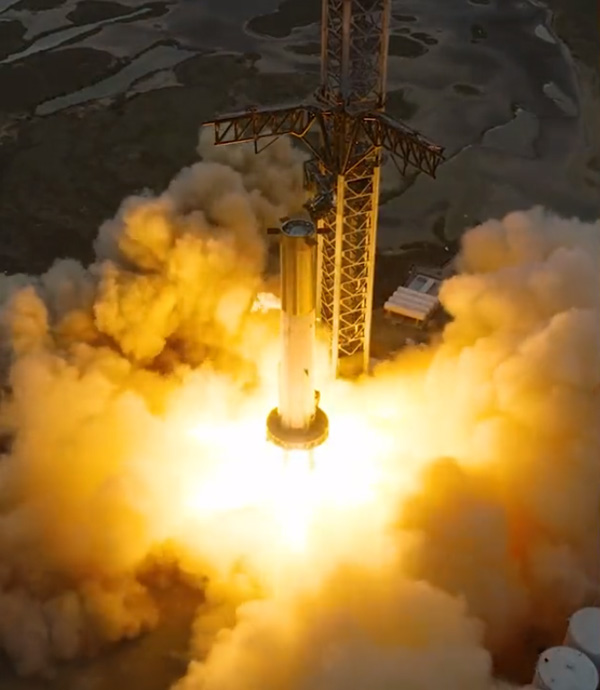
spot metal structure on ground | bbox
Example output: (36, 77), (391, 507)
(203, 0), (444, 377)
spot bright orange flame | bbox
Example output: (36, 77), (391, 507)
(180, 405), (392, 568)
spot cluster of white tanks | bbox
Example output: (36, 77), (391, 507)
(533, 608), (600, 690)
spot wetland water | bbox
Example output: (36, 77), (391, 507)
(0, 0), (597, 265)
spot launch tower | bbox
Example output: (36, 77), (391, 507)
(204, 0), (444, 377)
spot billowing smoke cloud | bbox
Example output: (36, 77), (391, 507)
(395, 209), (600, 668)
(0, 131), (308, 676)
(0, 122), (596, 690)
(169, 208), (598, 690)
(176, 567), (493, 690)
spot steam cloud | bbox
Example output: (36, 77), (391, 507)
(0, 126), (596, 690)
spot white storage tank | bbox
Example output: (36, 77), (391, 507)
(533, 646), (598, 690)
(565, 608), (600, 670)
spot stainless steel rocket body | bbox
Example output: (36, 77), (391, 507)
(279, 222), (318, 429)
(267, 219), (329, 450)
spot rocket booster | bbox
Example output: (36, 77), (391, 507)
(266, 219), (329, 451)
(279, 220), (318, 428)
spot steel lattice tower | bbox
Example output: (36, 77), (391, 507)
(204, 0), (444, 377)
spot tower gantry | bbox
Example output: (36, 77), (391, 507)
(204, 0), (444, 377)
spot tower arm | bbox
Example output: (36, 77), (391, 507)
(360, 112), (444, 177)
(203, 105), (319, 151)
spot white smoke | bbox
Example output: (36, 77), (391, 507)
(165, 207), (599, 690)
(0, 132), (307, 677)
(0, 122), (595, 690)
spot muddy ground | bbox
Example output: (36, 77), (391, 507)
(0, 0), (597, 285)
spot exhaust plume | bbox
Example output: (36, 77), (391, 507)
(0, 122), (595, 690)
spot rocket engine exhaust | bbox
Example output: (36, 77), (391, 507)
(266, 219), (329, 451)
